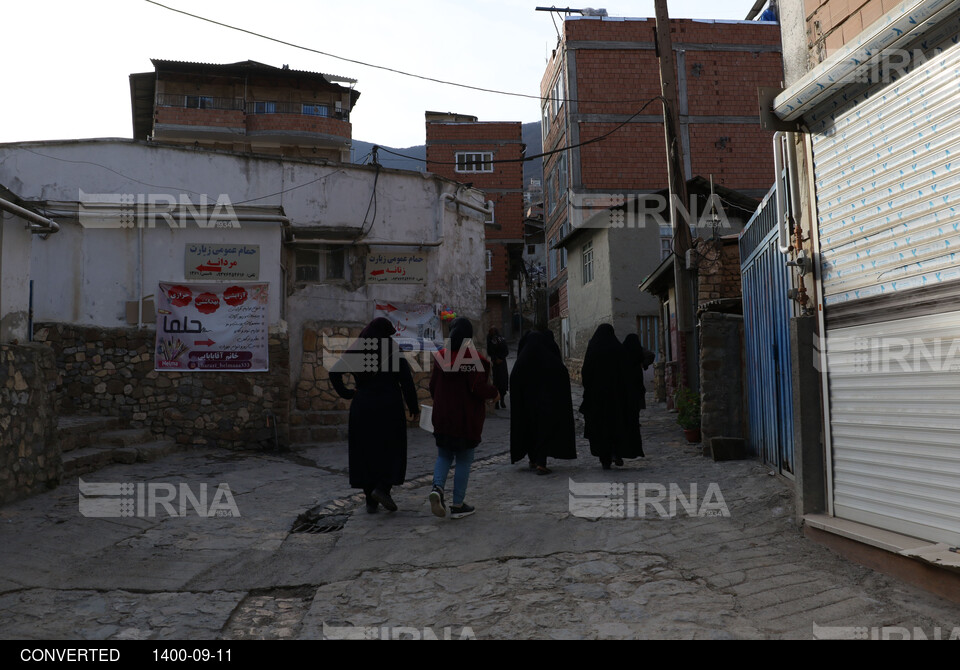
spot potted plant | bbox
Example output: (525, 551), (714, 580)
(674, 386), (701, 443)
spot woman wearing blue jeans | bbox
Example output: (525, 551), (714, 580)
(428, 318), (500, 519)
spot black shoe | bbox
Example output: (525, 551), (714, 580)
(429, 486), (446, 518)
(614, 457), (624, 467)
(601, 462), (612, 471)
(449, 503), (475, 519)
(371, 488), (397, 512)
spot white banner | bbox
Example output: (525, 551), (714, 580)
(156, 282), (269, 372)
(373, 302), (442, 351)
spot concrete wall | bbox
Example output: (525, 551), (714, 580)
(0, 211), (33, 344)
(565, 227), (613, 359)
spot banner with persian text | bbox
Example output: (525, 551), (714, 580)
(155, 282), (269, 372)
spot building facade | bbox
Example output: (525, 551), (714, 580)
(0, 139), (488, 451)
(130, 60), (360, 162)
(425, 112), (524, 337)
(540, 14), (783, 358)
(767, 0), (960, 598)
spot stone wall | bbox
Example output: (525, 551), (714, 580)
(33, 323), (290, 450)
(292, 322), (434, 443)
(699, 312), (745, 448)
(0, 343), (60, 504)
(694, 238), (742, 304)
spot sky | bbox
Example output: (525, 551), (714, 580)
(0, 1), (761, 150)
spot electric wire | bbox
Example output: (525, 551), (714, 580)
(144, 0), (674, 106)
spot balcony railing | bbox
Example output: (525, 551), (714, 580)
(155, 94), (244, 110)
(246, 100), (350, 122)
(154, 95), (350, 122)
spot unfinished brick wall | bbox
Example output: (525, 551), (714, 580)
(695, 238), (742, 304)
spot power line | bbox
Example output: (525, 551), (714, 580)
(143, 0), (667, 106)
(381, 95), (666, 166)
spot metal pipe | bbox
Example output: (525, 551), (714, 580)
(0, 197), (60, 234)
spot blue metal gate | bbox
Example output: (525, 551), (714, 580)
(740, 187), (795, 476)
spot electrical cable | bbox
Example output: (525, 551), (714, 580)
(381, 95), (666, 167)
(144, 1), (673, 106)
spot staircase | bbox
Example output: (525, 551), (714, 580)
(58, 416), (180, 480)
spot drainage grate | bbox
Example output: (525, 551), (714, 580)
(290, 512), (349, 535)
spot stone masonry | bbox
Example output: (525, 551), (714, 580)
(0, 343), (60, 504)
(33, 323), (290, 451)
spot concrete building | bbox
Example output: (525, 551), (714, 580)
(129, 59), (360, 162)
(425, 112), (525, 337)
(539, 12), (783, 359)
(763, 0), (960, 595)
(0, 139), (488, 452)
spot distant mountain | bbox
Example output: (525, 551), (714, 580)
(352, 121), (543, 187)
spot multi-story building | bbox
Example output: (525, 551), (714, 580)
(425, 112), (525, 337)
(539, 13), (783, 358)
(129, 59), (360, 162)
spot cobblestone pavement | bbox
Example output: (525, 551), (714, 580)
(1, 381), (957, 640)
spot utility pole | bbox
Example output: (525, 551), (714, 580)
(654, 0), (696, 392)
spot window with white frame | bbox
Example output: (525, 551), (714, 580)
(186, 95), (213, 109)
(582, 241), (594, 285)
(455, 152), (494, 173)
(295, 246), (346, 282)
(485, 249), (493, 272)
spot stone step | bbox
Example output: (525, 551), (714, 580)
(62, 440), (179, 480)
(98, 428), (154, 447)
(57, 415), (122, 453)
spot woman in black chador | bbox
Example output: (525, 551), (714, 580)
(622, 333), (656, 457)
(330, 317), (420, 513)
(509, 330), (577, 475)
(486, 327), (510, 409)
(579, 323), (642, 469)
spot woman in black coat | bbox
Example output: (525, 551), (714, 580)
(622, 333), (655, 456)
(330, 317), (420, 513)
(486, 327), (509, 409)
(509, 330), (577, 475)
(580, 323), (643, 469)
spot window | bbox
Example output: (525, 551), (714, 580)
(548, 236), (558, 280)
(527, 245), (537, 255)
(295, 246), (345, 282)
(582, 241), (594, 285)
(661, 237), (673, 260)
(186, 96), (213, 109)
(485, 249), (493, 272)
(302, 104), (329, 117)
(455, 152), (494, 173)
(552, 75), (565, 116)
(252, 101), (276, 114)
(484, 205), (495, 225)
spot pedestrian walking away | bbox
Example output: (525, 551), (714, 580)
(622, 333), (656, 458)
(486, 327), (510, 409)
(579, 323), (642, 470)
(509, 329), (577, 475)
(330, 317), (420, 513)
(428, 317), (500, 519)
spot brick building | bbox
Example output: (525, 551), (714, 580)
(425, 113), (525, 337)
(540, 14), (783, 357)
(130, 60), (360, 162)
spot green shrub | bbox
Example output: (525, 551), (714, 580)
(674, 386), (700, 430)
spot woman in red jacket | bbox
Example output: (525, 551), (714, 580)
(428, 317), (500, 519)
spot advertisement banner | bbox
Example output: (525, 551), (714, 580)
(373, 302), (442, 351)
(185, 243), (260, 280)
(155, 282), (269, 372)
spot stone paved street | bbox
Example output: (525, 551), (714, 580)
(0, 381), (957, 641)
